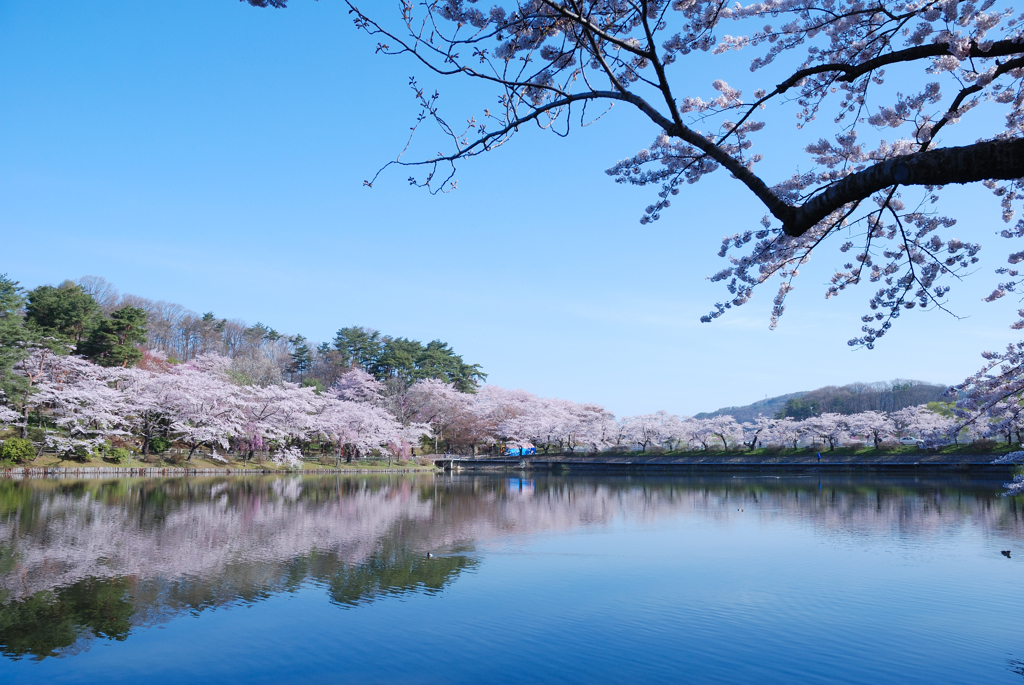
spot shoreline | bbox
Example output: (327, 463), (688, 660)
(0, 466), (434, 478)
(1, 457), (1016, 478)
(434, 454), (1017, 475)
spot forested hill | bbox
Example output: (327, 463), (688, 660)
(694, 392), (807, 424)
(1, 274), (485, 393)
(696, 380), (949, 423)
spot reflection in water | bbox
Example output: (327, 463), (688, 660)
(0, 576), (132, 660)
(0, 473), (1019, 661)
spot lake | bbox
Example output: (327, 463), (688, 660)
(1, 472), (1022, 683)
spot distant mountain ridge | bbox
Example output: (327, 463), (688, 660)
(695, 380), (948, 423)
(694, 392), (807, 424)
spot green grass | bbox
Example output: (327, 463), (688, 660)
(0, 453), (437, 471)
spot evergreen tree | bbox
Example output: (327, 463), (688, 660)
(333, 326), (382, 369)
(287, 335), (312, 380)
(24, 282), (101, 344)
(80, 306), (148, 367)
(0, 274), (30, 404)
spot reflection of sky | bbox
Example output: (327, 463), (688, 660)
(2, 474), (1024, 682)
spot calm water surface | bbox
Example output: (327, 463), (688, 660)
(1, 473), (1023, 683)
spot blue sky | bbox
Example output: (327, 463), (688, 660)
(1, 1), (1019, 416)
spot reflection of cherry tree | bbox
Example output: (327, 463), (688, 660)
(3, 475), (1020, 618)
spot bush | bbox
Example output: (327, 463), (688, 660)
(106, 447), (131, 465)
(149, 436), (170, 454)
(142, 453), (159, 464)
(974, 438), (998, 450)
(1, 438), (35, 464)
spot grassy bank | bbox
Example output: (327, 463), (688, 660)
(0, 453), (437, 472)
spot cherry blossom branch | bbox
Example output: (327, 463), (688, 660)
(775, 39), (1024, 95)
(784, 138), (1024, 237)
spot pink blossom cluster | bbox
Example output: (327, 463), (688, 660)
(3, 350), (410, 462)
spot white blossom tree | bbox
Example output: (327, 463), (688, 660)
(308, 0), (1024, 352)
(847, 410), (895, 448)
(803, 413), (850, 451)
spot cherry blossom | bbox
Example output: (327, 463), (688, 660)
(337, 0), (1023, 349)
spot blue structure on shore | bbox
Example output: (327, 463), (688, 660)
(501, 442), (536, 457)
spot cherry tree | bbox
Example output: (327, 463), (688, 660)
(765, 416), (803, 449)
(741, 414), (777, 450)
(890, 404), (956, 443)
(472, 385), (541, 443)
(408, 378), (471, 452)
(14, 350), (128, 457)
(160, 359), (242, 460)
(705, 415), (743, 450)
(654, 412), (689, 451)
(620, 413), (667, 452)
(270, 445), (304, 469)
(233, 383), (310, 461)
(950, 332), (1024, 442)
(847, 410), (895, 447)
(683, 417), (715, 451)
(11, 343), (67, 439)
(578, 402), (622, 452)
(803, 413), (849, 451)
(328, 400), (404, 461)
(118, 366), (177, 455)
(304, 0), (1024, 351)
(333, 367), (384, 404)
(0, 392), (19, 428)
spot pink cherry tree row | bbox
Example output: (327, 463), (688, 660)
(1, 349), (420, 464)
(0, 346), (1007, 461)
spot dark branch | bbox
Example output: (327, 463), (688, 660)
(782, 138), (1024, 237)
(775, 38), (1024, 93)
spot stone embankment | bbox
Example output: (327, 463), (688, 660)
(432, 453), (1013, 472)
(1, 466), (432, 478)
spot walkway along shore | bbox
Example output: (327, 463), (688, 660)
(432, 453), (1017, 474)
